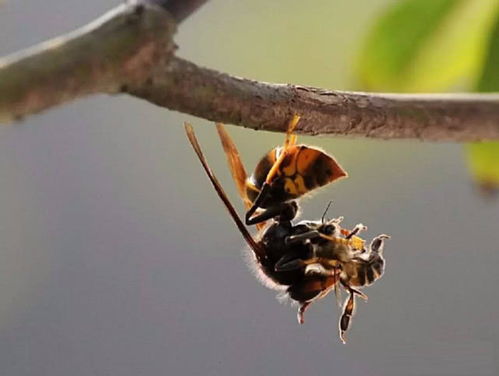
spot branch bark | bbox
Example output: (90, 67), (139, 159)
(0, 0), (498, 142)
(0, 1), (177, 123)
(128, 57), (499, 142)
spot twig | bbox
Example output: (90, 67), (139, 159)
(0, 0), (498, 142)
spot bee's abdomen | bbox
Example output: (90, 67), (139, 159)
(346, 256), (385, 287)
(287, 276), (337, 303)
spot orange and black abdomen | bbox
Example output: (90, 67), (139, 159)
(246, 145), (347, 206)
(245, 148), (277, 203)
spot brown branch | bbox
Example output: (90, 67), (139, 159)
(157, 0), (208, 22)
(0, 1), (177, 123)
(0, 0), (498, 141)
(128, 57), (499, 142)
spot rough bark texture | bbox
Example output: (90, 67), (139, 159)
(0, 0), (498, 142)
(128, 57), (499, 142)
(0, 1), (176, 123)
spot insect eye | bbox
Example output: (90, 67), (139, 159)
(323, 224), (335, 235)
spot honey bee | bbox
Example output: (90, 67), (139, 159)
(215, 115), (347, 228)
(279, 217), (389, 342)
(184, 123), (389, 343)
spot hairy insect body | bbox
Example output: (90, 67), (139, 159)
(184, 119), (389, 343)
(258, 221), (312, 286)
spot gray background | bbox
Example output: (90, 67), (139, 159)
(1, 1), (498, 375)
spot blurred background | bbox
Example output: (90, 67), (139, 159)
(1, 0), (498, 375)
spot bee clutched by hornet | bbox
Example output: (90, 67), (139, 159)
(184, 116), (389, 343)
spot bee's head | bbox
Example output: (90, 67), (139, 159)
(320, 216), (343, 237)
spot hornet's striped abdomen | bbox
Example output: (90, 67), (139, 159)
(246, 145), (347, 206)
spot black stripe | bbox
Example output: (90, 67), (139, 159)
(366, 267), (375, 285)
(372, 260), (384, 277)
(357, 266), (366, 286)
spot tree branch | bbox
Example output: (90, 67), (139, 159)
(0, 0), (498, 141)
(128, 57), (499, 142)
(0, 1), (177, 123)
(157, 0), (208, 22)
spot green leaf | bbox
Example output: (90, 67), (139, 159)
(357, 0), (499, 92)
(468, 13), (499, 197)
(466, 143), (499, 196)
(476, 12), (499, 91)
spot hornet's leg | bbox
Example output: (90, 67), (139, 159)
(245, 182), (271, 225)
(249, 114), (300, 224)
(285, 230), (321, 245)
(275, 256), (320, 272)
(284, 114), (300, 148)
(245, 185), (298, 226)
(288, 276), (337, 324)
(275, 253), (309, 272)
(297, 301), (311, 325)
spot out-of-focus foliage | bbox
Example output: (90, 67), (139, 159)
(357, 0), (499, 92)
(357, 0), (499, 195)
(470, 13), (499, 196)
(466, 142), (499, 196)
(476, 13), (499, 91)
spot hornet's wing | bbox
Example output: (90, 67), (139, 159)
(185, 123), (265, 262)
(216, 123), (252, 210)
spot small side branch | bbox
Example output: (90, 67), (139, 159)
(128, 57), (499, 142)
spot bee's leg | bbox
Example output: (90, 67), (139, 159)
(304, 259), (340, 277)
(284, 230), (321, 245)
(345, 223), (367, 239)
(304, 263), (333, 276)
(288, 276), (337, 324)
(339, 288), (357, 344)
(370, 234), (390, 254)
(350, 287), (368, 301)
(297, 301), (311, 324)
(340, 279), (368, 300)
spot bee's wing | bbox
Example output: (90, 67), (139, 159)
(215, 124), (252, 210)
(185, 123), (265, 261)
